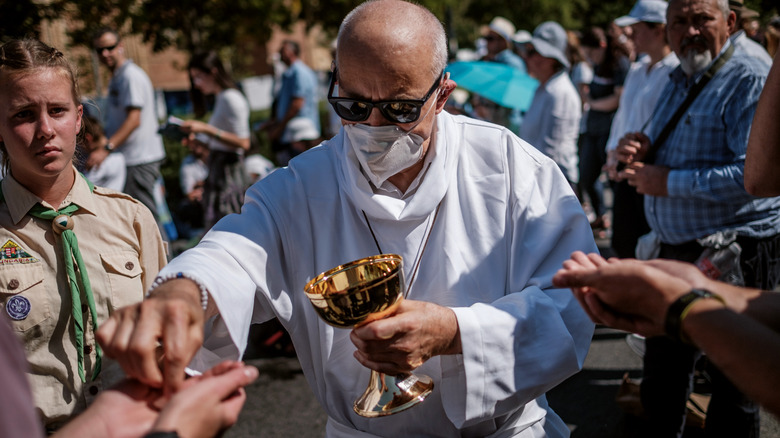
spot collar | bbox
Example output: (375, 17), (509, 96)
(2, 166), (99, 225)
(336, 111), (459, 221)
(112, 59), (134, 77)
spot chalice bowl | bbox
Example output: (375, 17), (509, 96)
(304, 254), (434, 417)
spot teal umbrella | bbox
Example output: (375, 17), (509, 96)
(446, 61), (538, 111)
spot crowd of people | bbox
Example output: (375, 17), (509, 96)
(2, 0), (780, 437)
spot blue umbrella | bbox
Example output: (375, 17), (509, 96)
(446, 61), (538, 111)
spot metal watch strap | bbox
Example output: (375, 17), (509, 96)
(664, 288), (725, 344)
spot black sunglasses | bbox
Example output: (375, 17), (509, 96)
(328, 69), (443, 124)
(95, 43), (118, 54)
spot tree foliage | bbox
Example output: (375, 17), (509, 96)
(2, 0), (779, 58)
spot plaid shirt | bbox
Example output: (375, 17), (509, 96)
(645, 42), (780, 244)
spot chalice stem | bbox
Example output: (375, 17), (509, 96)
(353, 369), (434, 417)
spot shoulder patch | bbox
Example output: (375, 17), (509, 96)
(1, 240), (38, 265)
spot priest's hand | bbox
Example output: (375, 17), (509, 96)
(350, 299), (461, 375)
(97, 279), (206, 396)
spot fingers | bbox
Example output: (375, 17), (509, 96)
(99, 305), (165, 387)
(349, 300), (455, 374)
(161, 300), (205, 396)
(98, 280), (206, 393)
(152, 364), (258, 438)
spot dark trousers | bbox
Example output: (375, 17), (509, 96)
(577, 132), (608, 217)
(640, 234), (780, 437)
(611, 180), (650, 258)
(124, 160), (162, 219)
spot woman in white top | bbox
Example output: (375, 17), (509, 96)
(181, 51), (250, 228)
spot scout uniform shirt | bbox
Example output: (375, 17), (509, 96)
(0, 166), (166, 429)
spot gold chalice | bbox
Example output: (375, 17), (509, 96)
(304, 254), (434, 417)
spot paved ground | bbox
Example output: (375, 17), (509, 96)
(222, 209), (779, 437)
(224, 324), (778, 438)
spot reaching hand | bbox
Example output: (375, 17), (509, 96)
(552, 252), (691, 337)
(149, 361), (258, 438)
(97, 279), (206, 395)
(350, 298), (461, 375)
(55, 361), (258, 438)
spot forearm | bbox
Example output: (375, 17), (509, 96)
(207, 126), (250, 151)
(745, 56), (780, 196)
(683, 300), (780, 417)
(109, 108), (142, 149)
(588, 92), (621, 112)
(279, 98), (305, 125)
(666, 164), (754, 203)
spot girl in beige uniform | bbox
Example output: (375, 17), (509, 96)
(0, 39), (166, 430)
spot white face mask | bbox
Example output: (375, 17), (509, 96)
(344, 96), (437, 187)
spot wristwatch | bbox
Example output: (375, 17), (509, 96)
(104, 142), (116, 151)
(143, 431), (179, 438)
(664, 288), (725, 344)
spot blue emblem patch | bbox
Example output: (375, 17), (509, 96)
(6, 295), (31, 320)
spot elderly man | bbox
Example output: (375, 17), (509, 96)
(616, 0), (780, 435)
(98, 1), (596, 436)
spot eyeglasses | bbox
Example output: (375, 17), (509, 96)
(95, 43), (118, 54)
(328, 69), (443, 124)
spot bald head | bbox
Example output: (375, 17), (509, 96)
(336, 0), (447, 82)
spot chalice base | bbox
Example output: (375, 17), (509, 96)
(353, 370), (434, 417)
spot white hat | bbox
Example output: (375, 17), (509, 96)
(614, 0), (668, 27)
(486, 17), (516, 43)
(530, 21), (570, 69)
(282, 117), (320, 143)
(512, 30), (533, 45)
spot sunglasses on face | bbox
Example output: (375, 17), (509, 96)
(95, 43), (118, 54)
(327, 69), (443, 124)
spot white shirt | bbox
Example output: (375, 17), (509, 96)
(167, 112), (596, 437)
(605, 52), (680, 151)
(200, 88), (250, 154)
(179, 154), (208, 194)
(104, 60), (166, 165)
(519, 70), (581, 183)
(85, 151), (126, 192)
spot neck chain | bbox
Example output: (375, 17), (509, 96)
(361, 201), (442, 298)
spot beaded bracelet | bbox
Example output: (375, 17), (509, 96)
(664, 289), (726, 344)
(146, 272), (209, 310)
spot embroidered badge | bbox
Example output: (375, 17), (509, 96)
(0, 240), (38, 265)
(6, 295), (31, 320)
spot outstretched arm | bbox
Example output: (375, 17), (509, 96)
(553, 252), (780, 417)
(745, 54), (780, 196)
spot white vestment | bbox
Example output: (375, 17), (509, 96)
(164, 111), (597, 437)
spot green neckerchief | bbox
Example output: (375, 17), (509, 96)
(0, 175), (101, 382)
